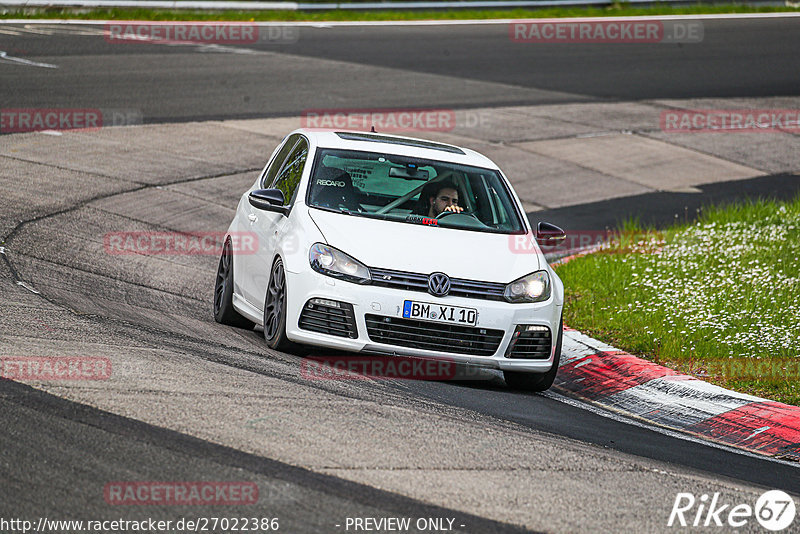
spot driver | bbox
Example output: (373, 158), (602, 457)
(426, 181), (464, 218)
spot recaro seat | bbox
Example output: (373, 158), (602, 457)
(309, 167), (361, 212)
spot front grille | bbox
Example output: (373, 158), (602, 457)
(505, 326), (551, 359)
(365, 314), (504, 356)
(369, 267), (506, 301)
(298, 299), (357, 338)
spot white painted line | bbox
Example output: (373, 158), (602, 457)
(605, 378), (757, 427)
(0, 51), (58, 68)
(16, 281), (40, 294)
(193, 43), (264, 54)
(563, 329), (621, 359)
(659, 373), (765, 403)
(2, 13), (800, 26)
(13, 25), (54, 34)
(744, 426), (771, 441)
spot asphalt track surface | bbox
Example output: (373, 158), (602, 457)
(1, 17), (800, 533)
(539, 173), (800, 231)
(1, 17), (799, 123)
(0, 379), (530, 533)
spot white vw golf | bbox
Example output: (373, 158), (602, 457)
(214, 129), (566, 391)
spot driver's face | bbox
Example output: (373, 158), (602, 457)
(430, 188), (459, 215)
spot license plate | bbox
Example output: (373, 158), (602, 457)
(402, 300), (478, 326)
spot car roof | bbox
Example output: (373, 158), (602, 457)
(293, 128), (499, 170)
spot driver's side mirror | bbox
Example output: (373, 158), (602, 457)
(249, 189), (289, 216)
(535, 221), (567, 247)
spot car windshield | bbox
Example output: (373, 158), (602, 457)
(306, 148), (525, 234)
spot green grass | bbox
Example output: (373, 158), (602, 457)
(555, 197), (800, 406)
(2, 3), (799, 21)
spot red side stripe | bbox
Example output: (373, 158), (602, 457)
(685, 401), (800, 456)
(557, 350), (682, 400)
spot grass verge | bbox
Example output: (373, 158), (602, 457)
(554, 196), (800, 406)
(1, 3), (799, 21)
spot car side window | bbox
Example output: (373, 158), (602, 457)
(261, 134), (300, 187)
(270, 137), (309, 206)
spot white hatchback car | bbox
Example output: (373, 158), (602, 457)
(214, 129), (566, 391)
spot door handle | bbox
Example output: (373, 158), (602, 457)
(248, 213), (258, 223)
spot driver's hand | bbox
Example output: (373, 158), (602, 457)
(443, 205), (464, 213)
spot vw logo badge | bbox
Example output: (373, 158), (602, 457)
(428, 272), (451, 297)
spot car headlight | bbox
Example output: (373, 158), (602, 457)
(309, 243), (371, 284)
(504, 270), (551, 303)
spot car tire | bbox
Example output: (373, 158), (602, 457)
(503, 318), (563, 392)
(263, 258), (303, 353)
(213, 238), (255, 330)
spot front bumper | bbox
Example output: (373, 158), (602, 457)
(284, 269), (563, 373)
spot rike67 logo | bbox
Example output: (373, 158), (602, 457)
(668, 490), (796, 531)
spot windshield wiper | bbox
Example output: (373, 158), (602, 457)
(326, 207), (389, 221)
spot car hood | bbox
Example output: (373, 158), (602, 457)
(307, 208), (541, 283)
